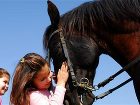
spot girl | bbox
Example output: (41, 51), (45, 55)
(10, 53), (69, 105)
(0, 68), (10, 105)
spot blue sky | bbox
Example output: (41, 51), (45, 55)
(0, 0), (138, 105)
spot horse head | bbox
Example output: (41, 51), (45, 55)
(43, 1), (100, 105)
(43, 0), (140, 104)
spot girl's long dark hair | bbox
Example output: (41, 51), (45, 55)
(10, 53), (48, 105)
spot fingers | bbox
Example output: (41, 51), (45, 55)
(60, 62), (68, 72)
(56, 62), (69, 87)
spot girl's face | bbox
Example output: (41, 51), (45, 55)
(0, 75), (9, 95)
(33, 63), (53, 90)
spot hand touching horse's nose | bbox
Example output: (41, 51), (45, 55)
(57, 62), (69, 87)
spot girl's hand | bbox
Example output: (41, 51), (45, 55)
(57, 62), (69, 87)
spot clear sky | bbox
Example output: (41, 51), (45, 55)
(0, 0), (138, 105)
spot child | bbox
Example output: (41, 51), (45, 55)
(0, 68), (10, 105)
(10, 53), (69, 105)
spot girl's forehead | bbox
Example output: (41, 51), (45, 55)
(35, 64), (50, 77)
(0, 75), (10, 81)
(0, 74), (10, 79)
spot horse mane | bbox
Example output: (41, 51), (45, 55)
(61, 0), (140, 35)
(44, 0), (140, 49)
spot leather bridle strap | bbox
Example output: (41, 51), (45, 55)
(46, 29), (62, 65)
(96, 55), (140, 89)
(47, 27), (95, 91)
(47, 28), (79, 87)
(58, 28), (94, 90)
(94, 55), (140, 100)
(59, 28), (79, 87)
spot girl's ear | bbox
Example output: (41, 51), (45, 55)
(47, 0), (60, 26)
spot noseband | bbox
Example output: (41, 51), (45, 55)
(47, 28), (94, 91)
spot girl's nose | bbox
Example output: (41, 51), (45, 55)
(50, 71), (53, 76)
(47, 71), (53, 82)
(6, 84), (9, 88)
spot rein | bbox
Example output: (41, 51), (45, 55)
(47, 27), (140, 102)
(94, 55), (140, 100)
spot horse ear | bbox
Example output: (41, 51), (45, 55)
(47, 0), (60, 26)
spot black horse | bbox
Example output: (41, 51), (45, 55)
(43, 0), (140, 105)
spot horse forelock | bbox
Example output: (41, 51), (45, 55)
(60, 0), (140, 36)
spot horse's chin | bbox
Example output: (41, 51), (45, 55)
(64, 89), (95, 105)
(64, 89), (80, 105)
(79, 91), (95, 105)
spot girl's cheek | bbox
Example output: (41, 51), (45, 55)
(6, 84), (9, 88)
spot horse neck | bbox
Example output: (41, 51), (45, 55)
(97, 21), (140, 66)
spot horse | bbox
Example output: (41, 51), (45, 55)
(43, 0), (140, 105)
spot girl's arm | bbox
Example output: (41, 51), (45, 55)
(30, 86), (66, 105)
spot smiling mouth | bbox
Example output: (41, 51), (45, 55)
(2, 87), (8, 91)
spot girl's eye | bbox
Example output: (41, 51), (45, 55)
(4, 81), (9, 85)
(41, 78), (46, 81)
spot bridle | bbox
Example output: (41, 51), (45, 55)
(47, 27), (96, 105)
(46, 26), (140, 104)
(47, 27), (94, 91)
